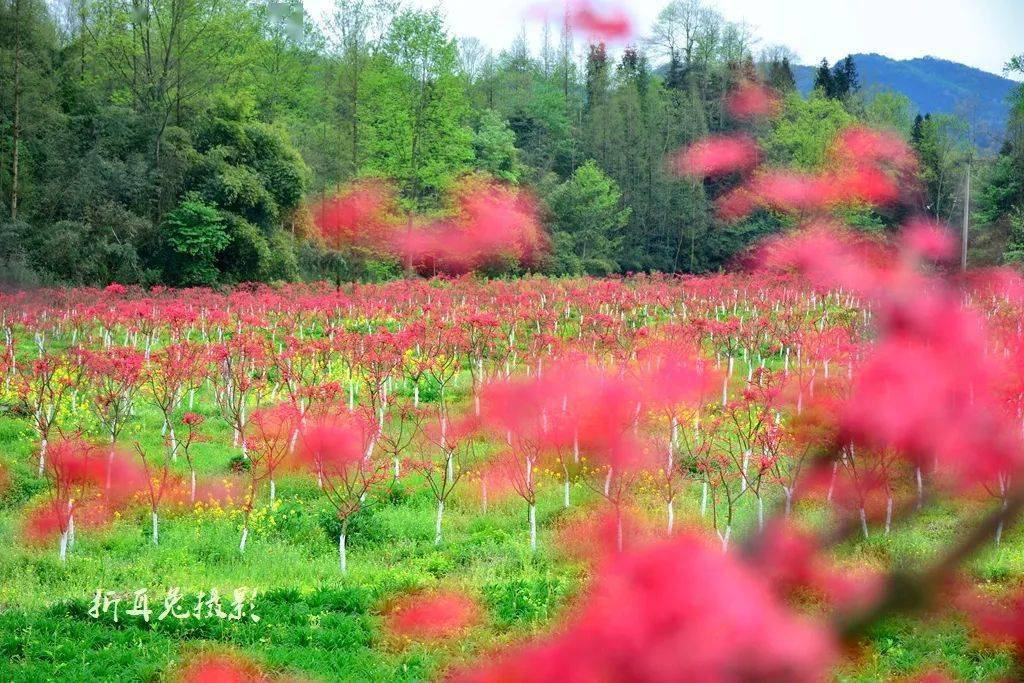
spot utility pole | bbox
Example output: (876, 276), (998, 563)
(961, 157), (971, 271)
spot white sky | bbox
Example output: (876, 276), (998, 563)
(304, 0), (1024, 78)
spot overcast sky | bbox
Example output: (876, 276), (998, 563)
(306, 0), (1024, 78)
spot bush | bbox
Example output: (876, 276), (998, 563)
(483, 572), (573, 627)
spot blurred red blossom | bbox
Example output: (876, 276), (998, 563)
(831, 125), (917, 173)
(383, 590), (480, 642)
(960, 587), (1024, 656)
(175, 653), (271, 683)
(901, 218), (956, 262)
(450, 531), (835, 683)
(565, 0), (633, 41)
(309, 180), (397, 251)
(530, 1), (633, 42)
(726, 81), (781, 120)
(401, 183), (547, 274)
(672, 135), (760, 179)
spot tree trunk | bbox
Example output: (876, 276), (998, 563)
(529, 503), (537, 551)
(434, 499), (444, 546)
(38, 437), (47, 475)
(152, 511), (159, 545)
(885, 495), (894, 535)
(10, 0), (22, 221)
(339, 521), (348, 572)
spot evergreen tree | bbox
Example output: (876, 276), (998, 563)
(830, 55), (859, 98)
(841, 55), (860, 93)
(813, 59), (833, 97)
(584, 43), (610, 113)
(767, 57), (796, 92)
(544, 160), (630, 276)
(911, 114), (926, 146)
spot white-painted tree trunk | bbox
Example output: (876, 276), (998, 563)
(701, 482), (708, 517)
(169, 425), (178, 461)
(152, 511), (159, 545)
(239, 526), (249, 553)
(38, 437), (47, 474)
(859, 507), (869, 539)
(435, 500), (445, 546)
(885, 495), (894, 535)
(995, 497), (1009, 546)
(339, 531), (347, 572)
(190, 470), (197, 503)
(667, 500), (675, 534)
(916, 467), (924, 509)
(563, 478), (571, 508)
(740, 450), (750, 493)
(269, 479), (276, 504)
(529, 503), (537, 551)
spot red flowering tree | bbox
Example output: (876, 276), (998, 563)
(297, 412), (391, 571)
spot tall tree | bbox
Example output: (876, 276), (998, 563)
(813, 59), (833, 97)
(544, 160), (630, 275)
(9, 0), (21, 220)
(363, 8), (474, 209)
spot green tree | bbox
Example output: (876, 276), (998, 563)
(363, 8), (474, 209)
(544, 160), (630, 275)
(865, 91), (914, 135)
(913, 113), (970, 222)
(1001, 208), (1024, 264)
(163, 197), (229, 285)
(763, 92), (855, 169)
(766, 56), (796, 93)
(471, 109), (522, 183)
(813, 59), (833, 97)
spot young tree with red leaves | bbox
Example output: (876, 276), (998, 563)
(638, 348), (720, 533)
(28, 438), (141, 563)
(133, 441), (176, 545)
(83, 347), (145, 487)
(411, 412), (478, 546)
(179, 412), (206, 503)
(238, 405), (299, 553)
(297, 413), (391, 571)
(213, 334), (272, 460)
(143, 342), (206, 461)
(482, 375), (553, 551)
(16, 354), (81, 474)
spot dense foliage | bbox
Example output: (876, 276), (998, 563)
(1, 1), (1020, 287)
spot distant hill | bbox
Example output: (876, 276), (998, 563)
(794, 54), (1018, 147)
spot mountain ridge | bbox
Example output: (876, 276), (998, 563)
(792, 53), (1018, 146)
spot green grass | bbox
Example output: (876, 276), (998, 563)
(1, 385), (1023, 681)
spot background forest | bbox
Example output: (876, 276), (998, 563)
(0, 0), (1022, 287)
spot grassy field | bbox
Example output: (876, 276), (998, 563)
(0, 382), (1022, 682)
